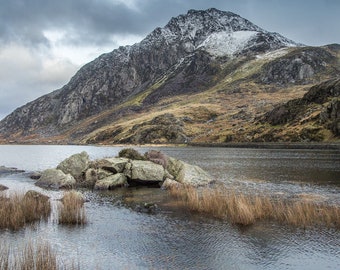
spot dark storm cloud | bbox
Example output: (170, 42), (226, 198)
(1, 0), (339, 48)
(0, 0), (146, 47)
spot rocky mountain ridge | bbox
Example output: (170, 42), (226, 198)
(0, 8), (339, 144)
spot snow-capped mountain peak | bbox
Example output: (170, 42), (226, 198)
(142, 8), (300, 57)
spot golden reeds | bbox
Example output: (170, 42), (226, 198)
(58, 191), (87, 225)
(168, 185), (340, 228)
(0, 191), (51, 230)
(0, 241), (81, 270)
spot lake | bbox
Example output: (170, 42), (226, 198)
(0, 145), (340, 269)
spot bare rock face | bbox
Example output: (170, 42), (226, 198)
(259, 47), (334, 85)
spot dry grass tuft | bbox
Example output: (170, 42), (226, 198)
(0, 191), (50, 230)
(169, 185), (340, 228)
(58, 191), (87, 225)
(0, 241), (80, 270)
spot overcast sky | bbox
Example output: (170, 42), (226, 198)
(0, 0), (339, 120)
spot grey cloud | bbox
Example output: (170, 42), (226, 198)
(0, 0), (145, 48)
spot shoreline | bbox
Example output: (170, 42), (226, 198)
(0, 142), (339, 150)
(188, 142), (340, 150)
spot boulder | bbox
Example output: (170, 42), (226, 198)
(35, 169), (76, 189)
(166, 157), (184, 179)
(84, 168), (112, 184)
(166, 157), (212, 187)
(124, 160), (165, 183)
(93, 157), (129, 173)
(161, 178), (183, 189)
(94, 173), (128, 190)
(177, 162), (212, 186)
(30, 172), (41, 180)
(57, 151), (90, 180)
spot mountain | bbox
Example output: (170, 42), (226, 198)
(0, 8), (339, 144)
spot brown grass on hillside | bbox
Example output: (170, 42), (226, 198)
(169, 185), (340, 228)
(58, 191), (87, 225)
(0, 191), (50, 230)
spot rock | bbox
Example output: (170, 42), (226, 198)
(93, 157), (129, 173)
(84, 168), (113, 186)
(94, 173), (128, 190)
(30, 172), (42, 180)
(166, 157), (212, 186)
(177, 162), (213, 186)
(145, 150), (168, 168)
(0, 184), (8, 191)
(166, 157), (184, 179)
(0, 166), (25, 175)
(135, 202), (158, 214)
(161, 178), (183, 189)
(124, 160), (165, 184)
(57, 151), (90, 180)
(35, 169), (76, 189)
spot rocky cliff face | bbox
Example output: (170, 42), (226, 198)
(0, 8), (339, 144)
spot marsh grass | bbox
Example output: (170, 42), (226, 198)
(58, 191), (87, 225)
(0, 191), (50, 230)
(169, 185), (340, 228)
(0, 241), (80, 270)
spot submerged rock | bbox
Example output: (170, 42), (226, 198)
(36, 169), (76, 189)
(0, 166), (25, 175)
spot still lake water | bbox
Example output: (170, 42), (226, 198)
(0, 145), (339, 269)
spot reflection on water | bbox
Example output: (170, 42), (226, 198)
(0, 145), (340, 269)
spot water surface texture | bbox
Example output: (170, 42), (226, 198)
(0, 145), (339, 269)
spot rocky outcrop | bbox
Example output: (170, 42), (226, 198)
(254, 78), (340, 142)
(35, 169), (76, 189)
(258, 47), (336, 85)
(36, 149), (213, 190)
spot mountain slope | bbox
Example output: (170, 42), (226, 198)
(0, 8), (339, 144)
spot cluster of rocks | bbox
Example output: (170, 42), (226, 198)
(34, 149), (213, 190)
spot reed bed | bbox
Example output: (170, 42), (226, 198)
(58, 191), (87, 225)
(169, 185), (340, 228)
(0, 241), (80, 270)
(0, 191), (51, 230)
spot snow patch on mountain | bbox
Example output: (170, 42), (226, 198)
(198, 31), (258, 56)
